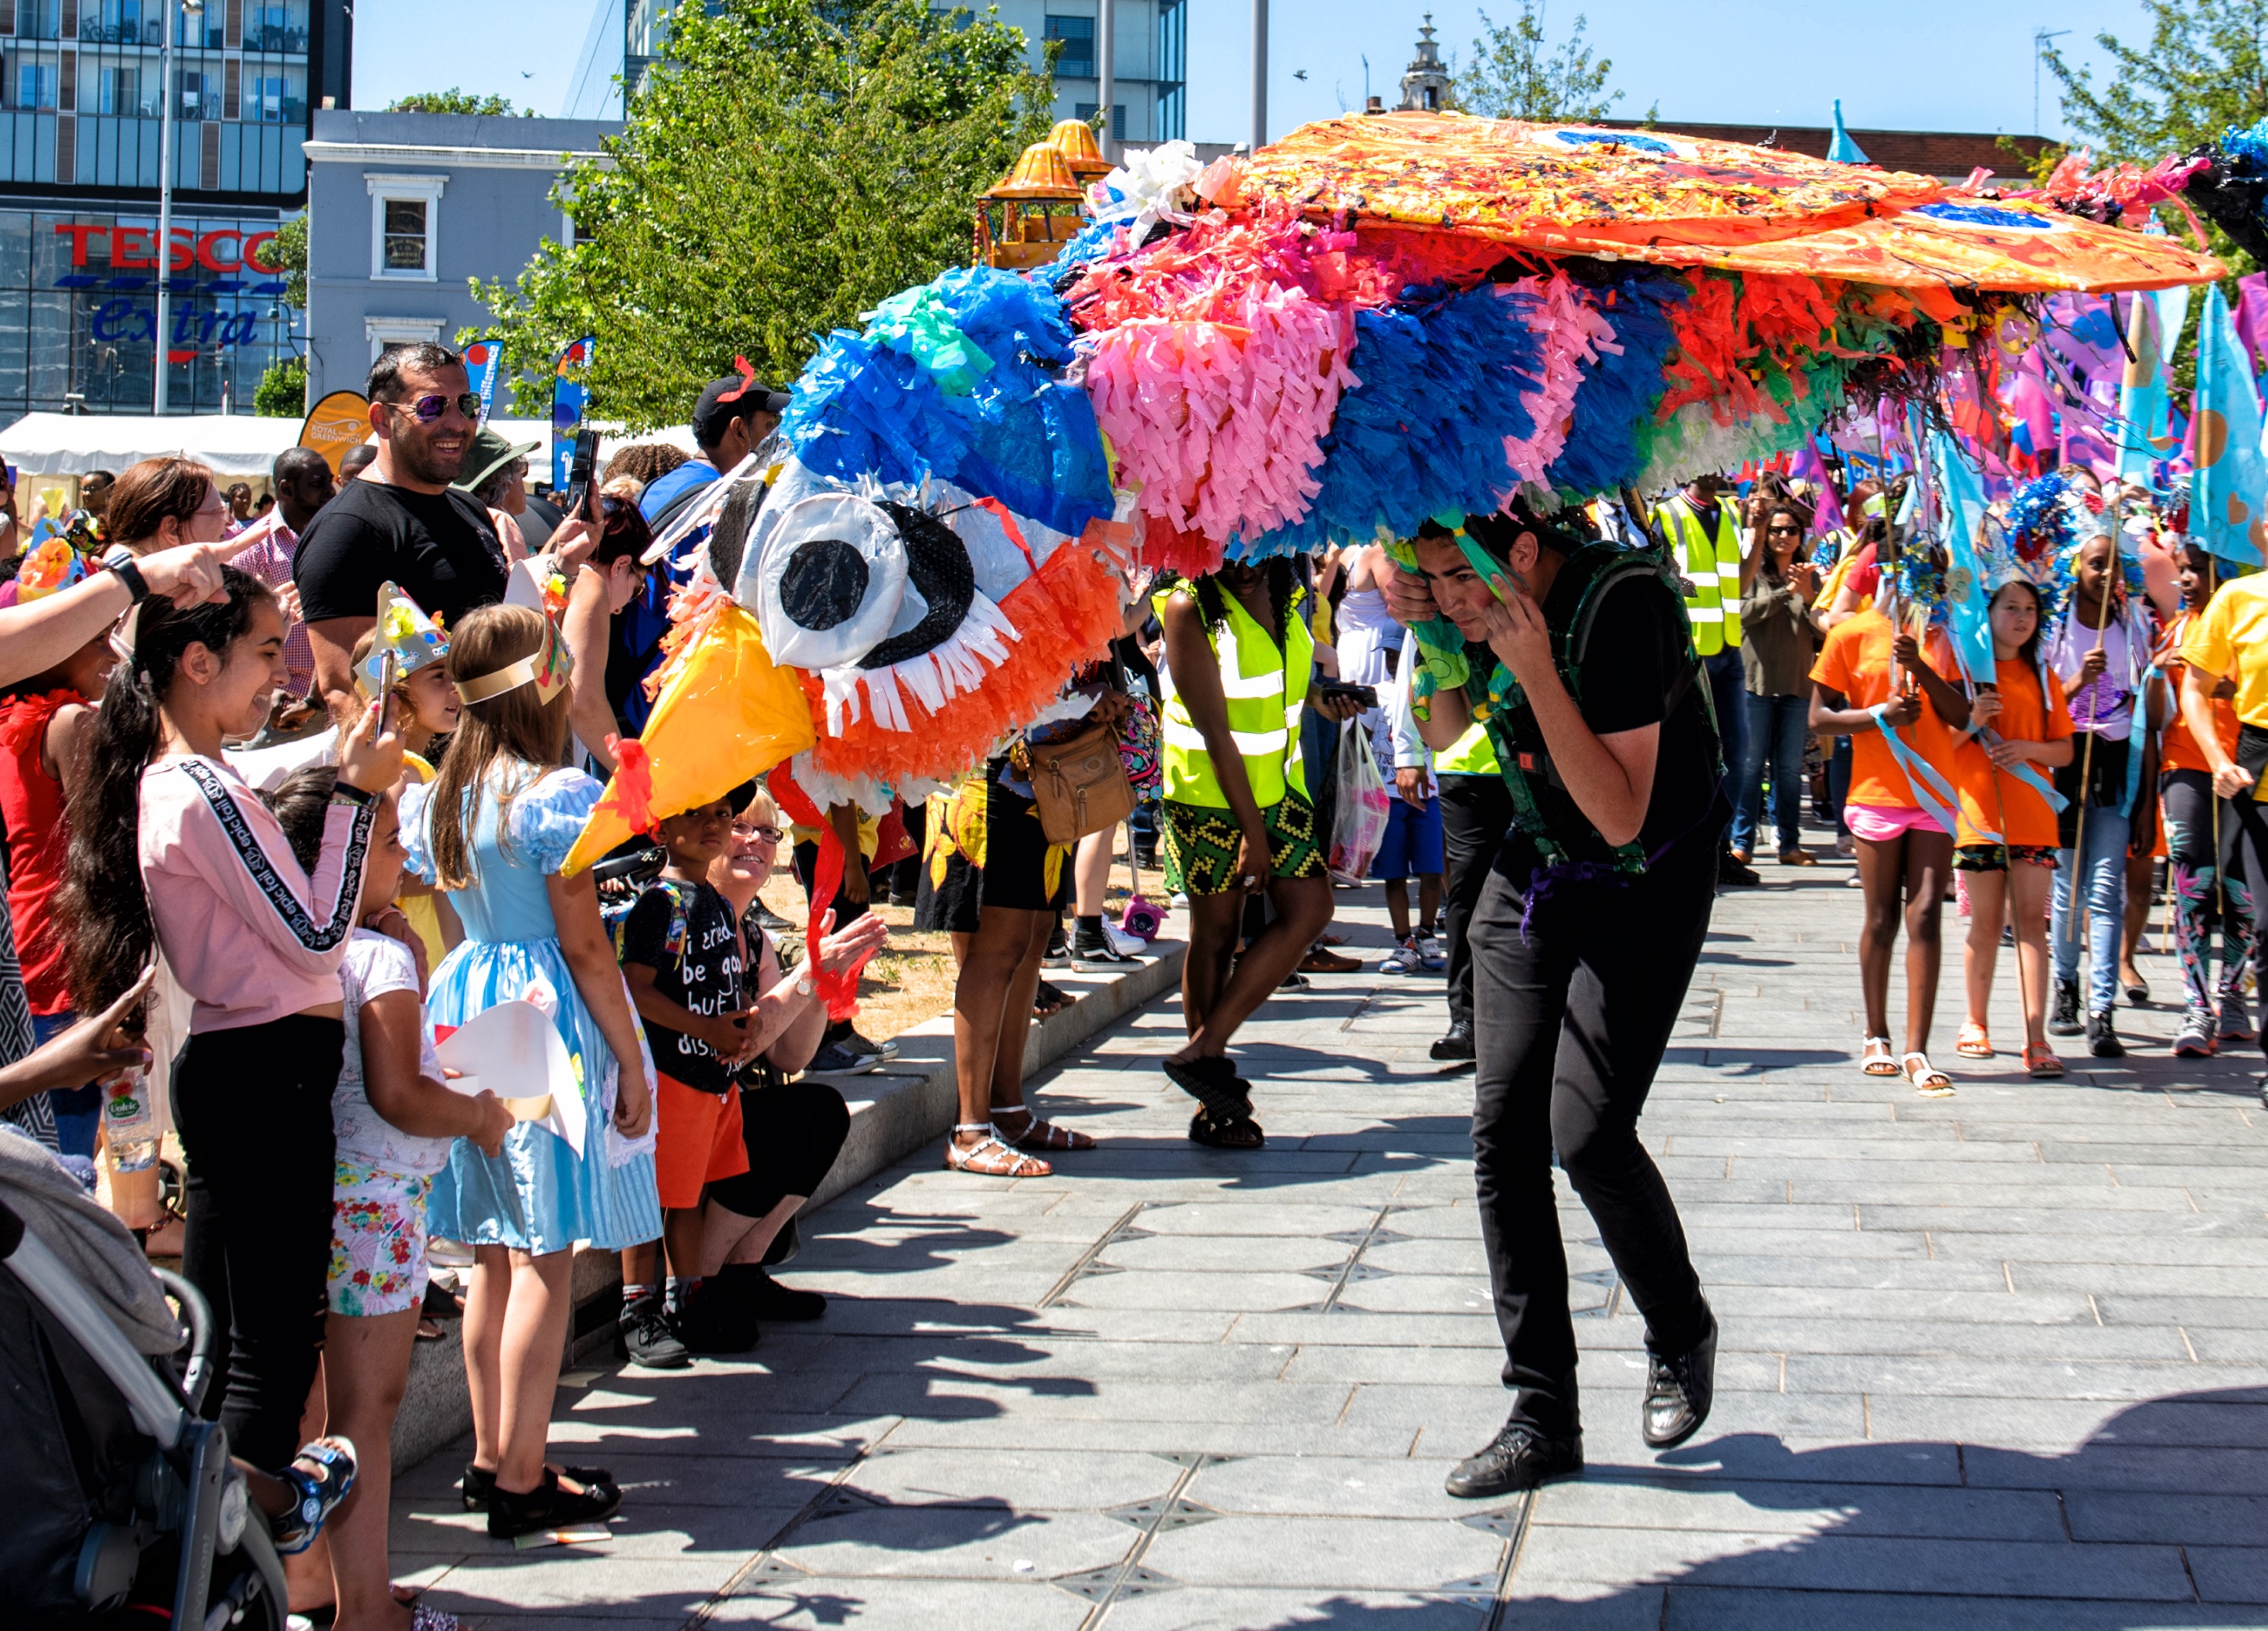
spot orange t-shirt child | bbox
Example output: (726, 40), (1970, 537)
(1810, 606), (1962, 840)
(1948, 656), (2075, 863)
(2157, 612), (2239, 777)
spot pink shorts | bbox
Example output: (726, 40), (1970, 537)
(1844, 801), (1948, 844)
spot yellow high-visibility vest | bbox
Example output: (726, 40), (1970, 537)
(1155, 582), (1313, 808)
(1436, 720), (1499, 776)
(1651, 494), (1745, 656)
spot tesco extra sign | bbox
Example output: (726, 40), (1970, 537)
(54, 223), (281, 273)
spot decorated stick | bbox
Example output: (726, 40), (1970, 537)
(2064, 488), (2121, 948)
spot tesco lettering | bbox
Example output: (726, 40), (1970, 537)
(53, 223), (280, 273)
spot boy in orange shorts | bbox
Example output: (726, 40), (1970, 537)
(614, 794), (757, 1366)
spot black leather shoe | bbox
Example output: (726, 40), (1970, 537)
(1444, 1418), (1583, 1497)
(2049, 978), (2083, 1036)
(738, 1264), (826, 1321)
(1430, 1022), (1476, 1062)
(1643, 1313), (1717, 1449)
(2087, 1011), (2125, 1059)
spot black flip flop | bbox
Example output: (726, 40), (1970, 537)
(1164, 1056), (1250, 1120)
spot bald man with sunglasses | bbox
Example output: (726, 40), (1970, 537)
(294, 342), (592, 721)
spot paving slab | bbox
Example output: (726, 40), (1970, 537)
(388, 851), (2268, 1626)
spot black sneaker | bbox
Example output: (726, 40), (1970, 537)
(619, 1294), (690, 1369)
(839, 1025), (896, 1063)
(1430, 1021), (1476, 1062)
(807, 1040), (880, 1076)
(1443, 1418), (1584, 1496)
(1718, 852), (1760, 887)
(2049, 978), (2083, 1036)
(677, 1280), (762, 1356)
(1042, 928), (1071, 968)
(487, 1466), (622, 1540)
(1071, 936), (1138, 970)
(2087, 1010), (2125, 1059)
(737, 1264), (826, 1321)
(1643, 1312), (1718, 1449)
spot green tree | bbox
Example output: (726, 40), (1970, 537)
(386, 89), (530, 116)
(470, 0), (1053, 430)
(254, 355), (306, 417)
(260, 214), (306, 309)
(2043, 0), (2268, 161)
(1453, 1), (1619, 122)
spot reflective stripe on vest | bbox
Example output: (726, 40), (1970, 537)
(1436, 719), (1499, 776)
(1155, 583), (1313, 808)
(1652, 497), (1745, 655)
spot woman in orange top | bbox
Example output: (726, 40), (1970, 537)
(2156, 543), (2253, 1057)
(1946, 580), (2075, 1076)
(1810, 597), (1965, 1091)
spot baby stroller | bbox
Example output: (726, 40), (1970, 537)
(0, 1128), (288, 1629)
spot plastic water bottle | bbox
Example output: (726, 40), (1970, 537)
(103, 1069), (158, 1172)
(102, 1069), (163, 1230)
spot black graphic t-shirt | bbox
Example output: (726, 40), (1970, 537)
(618, 877), (744, 1094)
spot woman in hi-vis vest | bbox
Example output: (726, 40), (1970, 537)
(1154, 561), (1365, 1149)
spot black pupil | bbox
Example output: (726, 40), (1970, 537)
(779, 538), (870, 630)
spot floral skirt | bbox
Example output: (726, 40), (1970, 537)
(329, 1160), (433, 1317)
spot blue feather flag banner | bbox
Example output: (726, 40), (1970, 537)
(2190, 285), (2268, 568)
(2114, 288), (2189, 480)
(1932, 434), (1995, 686)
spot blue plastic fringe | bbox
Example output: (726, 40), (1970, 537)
(782, 267), (1115, 538)
(1544, 270), (1687, 501)
(1237, 279), (1550, 556)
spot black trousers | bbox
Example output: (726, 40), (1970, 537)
(174, 1013), (343, 1471)
(1470, 834), (1715, 1434)
(707, 1080), (851, 1219)
(1439, 773), (1516, 1034)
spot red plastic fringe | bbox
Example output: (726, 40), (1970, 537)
(591, 737), (654, 835)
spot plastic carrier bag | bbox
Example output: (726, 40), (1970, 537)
(1329, 720), (1392, 879)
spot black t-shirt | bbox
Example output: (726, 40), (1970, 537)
(619, 878), (744, 1094)
(1473, 568), (1724, 872)
(292, 479), (508, 629)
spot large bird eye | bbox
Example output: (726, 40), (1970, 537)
(753, 493), (908, 669)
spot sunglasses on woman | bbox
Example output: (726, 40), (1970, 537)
(1767, 524), (1801, 536)
(378, 392), (481, 424)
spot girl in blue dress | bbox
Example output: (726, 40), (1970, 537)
(402, 603), (659, 1539)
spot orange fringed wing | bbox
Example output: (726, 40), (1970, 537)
(802, 537), (1127, 788)
(1243, 113), (1941, 253)
(562, 604), (816, 876)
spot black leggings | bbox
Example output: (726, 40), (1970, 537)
(1439, 773), (1515, 1034)
(173, 1013), (343, 1471)
(1469, 835), (1715, 1435)
(707, 1081), (851, 1218)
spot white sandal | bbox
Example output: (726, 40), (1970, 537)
(1860, 1036), (1900, 1076)
(942, 1122), (1052, 1177)
(1901, 1051), (1955, 1096)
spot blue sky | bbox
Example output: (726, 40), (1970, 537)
(354, 0), (2148, 147)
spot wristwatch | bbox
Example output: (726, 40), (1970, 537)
(793, 976), (814, 999)
(104, 553), (150, 605)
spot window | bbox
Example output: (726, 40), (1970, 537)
(1045, 15), (1094, 78)
(366, 316), (443, 363)
(366, 173), (444, 280)
(97, 66), (137, 116)
(254, 72), (286, 122)
(1156, 0), (1186, 141)
(17, 63), (57, 110)
(1074, 101), (1124, 140)
(383, 200), (425, 270)
(175, 69), (213, 121)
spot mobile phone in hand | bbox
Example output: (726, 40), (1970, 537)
(1321, 681), (1379, 710)
(560, 428), (602, 524)
(377, 651), (398, 732)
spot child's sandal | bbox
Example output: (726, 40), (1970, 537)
(271, 1435), (357, 1555)
(1955, 1022), (1993, 1059)
(943, 1123), (1052, 1177)
(1860, 1036), (1900, 1076)
(2024, 1043), (2064, 1078)
(1901, 1052), (1955, 1097)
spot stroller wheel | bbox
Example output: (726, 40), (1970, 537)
(158, 1156), (188, 1222)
